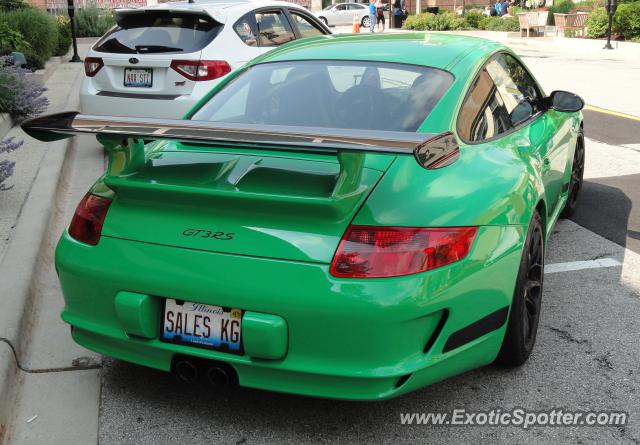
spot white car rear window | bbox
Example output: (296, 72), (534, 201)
(94, 11), (223, 54)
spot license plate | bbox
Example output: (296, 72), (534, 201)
(124, 68), (153, 88)
(161, 299), (243, 353)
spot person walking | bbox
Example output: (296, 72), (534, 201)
(375, 0), (385, 32)
(369, 0), (377, 32)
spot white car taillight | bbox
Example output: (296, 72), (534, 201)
(170, 60), (231, 81)
(84, 57), (104, 77)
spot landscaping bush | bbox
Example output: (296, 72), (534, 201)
(0, 8), (58, 69)
(0, 21), (30, 54)
(54, 15), (71, 57)
(547, 0), (574, 24)
(403, 11), (466, 30)
(479, 16), (520, 31)
(75, 5), (115, 37)
(0, 57), (49, 122)
(0, 0), (27, 12)
(464, 11), (484, 28)
(586, 7), (609, 37)
(614, 1), (640, 39)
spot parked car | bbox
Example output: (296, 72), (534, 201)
(24, 33), (585, 400)
(315, 2), (371, 27)
(80, 0), (330, 118)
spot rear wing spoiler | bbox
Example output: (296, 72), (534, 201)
(21, 112), (460, 171)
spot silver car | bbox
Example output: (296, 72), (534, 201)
(315, 2), (371, 28)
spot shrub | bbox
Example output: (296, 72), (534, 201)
(509, 5), (523, 15)
(614, 2), (640, 39)
(0, 57), (49, 122)
(0, 21), (30, 54)
(54, 15), (71, 57)
(479, 16), (520, 31)
(0, 137), (23, 191)
(403, 11), (466, 30)
(0, 0), (27, 12)
(0, 8), (58, 69)
(586, 7), (609, 37)
(547, 0), (574, 24)
(75, 5), (115, 37)
(464, 11), (484, 28)
(404, 13), (434, 29)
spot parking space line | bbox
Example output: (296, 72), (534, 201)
(545, 258), (622, 274)
(584, 105), (640, 122)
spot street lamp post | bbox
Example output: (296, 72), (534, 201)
(68, 0), (81, 63)
(603, 0), (617, 50)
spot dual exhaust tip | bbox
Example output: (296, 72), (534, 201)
(172, 355), (238, 388)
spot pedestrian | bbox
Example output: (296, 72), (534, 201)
(369, 0), (376, 32)
(500, 0), (509, 16)
(494, 0), (502, 16)
(393, 0), (404, 28)
(483, 5), (492, 16)
(375, 0), (385, 32)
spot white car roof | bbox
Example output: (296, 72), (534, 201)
(116, 0), (311, 24)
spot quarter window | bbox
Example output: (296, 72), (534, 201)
(255, 11), (295, 47)
(234, 14), (258, 47)
(289, 12), (324, 39)
(457, 68), (511, 142)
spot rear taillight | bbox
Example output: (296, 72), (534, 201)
(68, 193), (112, 245)
(84, 57), (104, 77)
(170, 60), (231, 81)
(330, 226), (478, 278)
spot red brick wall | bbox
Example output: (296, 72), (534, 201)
(25, 0), (46, 9)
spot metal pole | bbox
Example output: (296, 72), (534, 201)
(68, 0), (81, 62)
(603, 11), (613, 49)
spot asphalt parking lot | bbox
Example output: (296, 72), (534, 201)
(4, 36), (640, 445)
(88, 110), (640, 445)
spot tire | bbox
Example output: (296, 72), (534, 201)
(361, 16), (371, 28)
(494, 210), (544, 367)
(319, 16), (328, 26)
(560, 129), (585, 218)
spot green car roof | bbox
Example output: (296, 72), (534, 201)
(250, 32), (505, 71)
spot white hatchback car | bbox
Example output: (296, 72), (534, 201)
(80, 0), (330, 118)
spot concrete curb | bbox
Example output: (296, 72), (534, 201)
(0, 135), (72, 442)
(0, 52), (84, 441)
(0, 115), (11, 141)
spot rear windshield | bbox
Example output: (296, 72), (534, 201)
(94, 11), (222, 54)
(191, 60), (453, 132)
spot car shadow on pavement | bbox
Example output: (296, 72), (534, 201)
(571, 174), (637, 255)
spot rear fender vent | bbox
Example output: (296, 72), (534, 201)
(423, 310), (449, 354)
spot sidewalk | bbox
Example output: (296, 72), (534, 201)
(0, 42), (101, 444)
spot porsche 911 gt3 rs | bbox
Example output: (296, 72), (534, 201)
(23, 32), (585, 400)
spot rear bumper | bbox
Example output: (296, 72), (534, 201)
(79, 79), (215, 119)
(56, 225), (525, 400)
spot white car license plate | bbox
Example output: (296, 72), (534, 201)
(124, 68), (153, 88)
(161, 299), (242, 353)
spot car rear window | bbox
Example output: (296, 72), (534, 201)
(192, 60), (453, 132)
(93, 11), (223, 54)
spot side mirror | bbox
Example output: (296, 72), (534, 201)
(510, 99), (534, 126)
(548, 90), (584, 113)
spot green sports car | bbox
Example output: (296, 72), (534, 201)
(23, 33), (585, 400)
